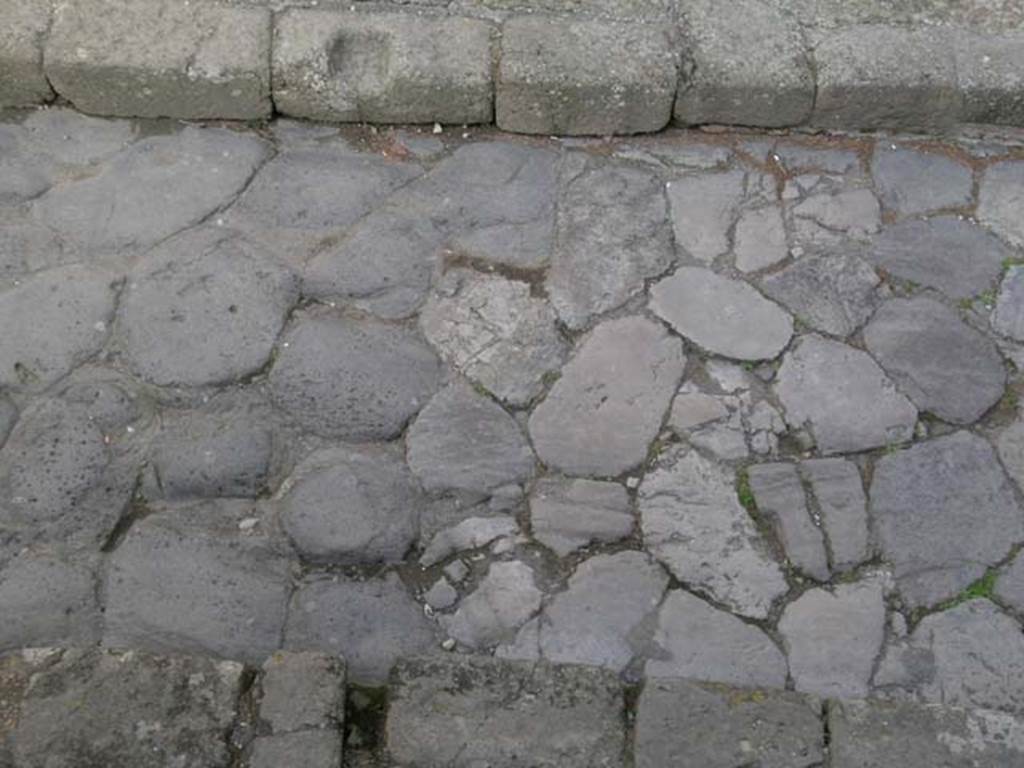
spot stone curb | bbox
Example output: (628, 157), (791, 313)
(2, 0), (1023, 134)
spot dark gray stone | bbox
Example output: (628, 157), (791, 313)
(995, 552), (1024, 614)
(978, 160), (1024, 247)
(0, 394), (15, 448)
(249, 731), (343, 768)
(442, 561), (543, 649)
(993, 265), (1024, 341)
(529, 477), (633, 557)
(258, 651), (345, 734)
(871, 145), (974, 216)
(0, 0), (54, 107)
(799, 458), (870, 571)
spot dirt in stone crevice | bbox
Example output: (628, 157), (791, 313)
(343, 684), (390, 767)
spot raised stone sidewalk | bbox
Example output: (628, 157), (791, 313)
(3, 0), (1024, 134)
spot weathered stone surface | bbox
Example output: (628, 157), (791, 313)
(997, 414), (1024, 498)
(268, 311), (442, 440)
(421, 271), (567, 406)
(0, 0), (54, 107)
(993, 266), (1024, 341)
(420, 516), (519, 567)
(799, 458), (870, 571)
(871, 145), (974, 216)
(666, 170), (744, 264)
(759, 254), (879, 337)
(0, 265), (118, 393)
(979, 160), (1024, 248)
(547, 160), (673, 329)
(775, 335), (917, 454)
(529, 477), (633, 556)
(497, 17), (677, 135)
(120, 228), (298, 387)
(280, 445), (422, 565)
(650, 267), (793, 361)
(995, 552), (1024, 614)
(864, 298), (1005, 424)
(1, 647), (244, 768)
(424, 579), (458, 610)
(748, 463), (830, 581)
(774, 142), (861, 174)
(779, 580), (885, 699)
(407, 382), (535, 495)
(442, 561), (543, 648)
(675, 0), (813, 127)
(285, 573), (436, 685)
(249, 731), (343, 768)
(274, 9), (494, 123)
(635, 679), (824, 768)
(104, 500), (292, 663)
(386, 656), (625, 768)
(17, 108), (135, 166)
(734, 205), (788, 273)
(791, 188), (882, 240)
(871, 432), (1022, 608)
(668, 391), (729, 431)
(865, 216), (1010, 300)
(45, 0), (271, 119)
(0, 554), (99, 651)
(955, 30), (1024, 126)
(646, 590), (787, 687)
(529, 317), (684, 476)
(0, 394), (15, 449)
(258, 651), (345, 734)
(639, 446), (787, 619)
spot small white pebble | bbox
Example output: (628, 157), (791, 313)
(626, 477), (639, 489)
(432, 122), (443, 134)
(441, 638), (456, 651)
(238, 517), (259, 531)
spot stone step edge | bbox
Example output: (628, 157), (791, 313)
(2, 0), (1024, 136)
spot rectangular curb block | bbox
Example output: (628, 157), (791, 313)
(497, 15), (679, 136)
(954, 30), (1024, 127)
(272, 8), (495, 124)
(0, 0), (55, 108)
(43, 0), (272, 120)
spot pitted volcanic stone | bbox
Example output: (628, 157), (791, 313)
(978, 160), (1024, 247)
(268, 311), (442, 440)
(871, 145), (974, 216)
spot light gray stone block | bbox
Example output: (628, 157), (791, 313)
(955, 30), (1024, 126)
(0, 0), (54, 107)
(259, 651), (345, 734)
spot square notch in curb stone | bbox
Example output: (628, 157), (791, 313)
(674, 0), (814, 128)
(43, 0), (272, 120)
(497, 16), (679, 135)
(810, 25), (961, 132)
(954, 31), (1024, 126)
(272, 9), (495, 124)
(0, 0), (55, 107)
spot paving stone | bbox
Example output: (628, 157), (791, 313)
(689, 412), (750, 460)
(249, 731), (343, 768)
(774, 334), (917, 454)
(279, 445), (422, 566)
(748, 463), (830, 581)
(773, 142), (861, 175)
(638, 446), (787, 619)
(386, 656), (625, 768)
(258, 651), (345, 734)
(45, 0), (271, 119)
(419, 515), (519, 567)
(799, 458), (870, 571)
(978, 160), (1024, 248)
(995, 552), (1024, 614)
(421, 270), (567, 406)
(529, 316), (685, 477)
(668, 391), (729, 431)
(120, 228), (298, 387)
(810, 25), (960, 131)
(547, 160), (673, 329)
(666, 170), (745, 264)
(0, 0), (53, 107)
(497, 16), (677, 135)
(871, 145), (974, 216)
(423, 579), (458, 610)
(635, 679), (824, 768)
(871, 431), (1023, 608)
(734, 205), (789, 273)
(104, 500), (292, 663)
(268, 310), (441, 440)
(993, 266), (1024, 341)
(1, 647), (244, 768)
(829, 697), (1024, 768)
(779, 579), (886, 699)
(274, 9), (494, 124)
(675, 0), (813, 127)
(442, 561), (543, 648)
(645, 590), (787, 687)
(0, 394), (15, 449)
(285, 573), (436, 685)
(650, 267), (793, 361)
(955, 30), (1024, 126)
(32, 126), (270, 254)
(790, 188), (881, 239)
(17, 108), (135, 166)
(0, 265), (118, 393)
(529, 477), (633, 557)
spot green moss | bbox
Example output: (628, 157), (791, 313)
(736, 469), (756, 512)
(1002, 257), (1024, 272)
(936, 570), (998, 611)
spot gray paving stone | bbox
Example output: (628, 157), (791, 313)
(120, 228), (298, 387)
(955, 30), (1024, 126)
(675, 0), (813, 127)
(779, 579), (886, 699)
(689, 412), (750, 460)
(978, 160), (1024, 248)
(419, 515), (519, 567)
(790, 188), (881, 240)
(799, 458), (870, 571)
(748, 463), (830, 581)
(733, 205), (788, 273)
(639, 446), (787, 619)
(104, 500), (292, 663)
(773, 142), (861, 175)
(547, 159), (673, 329)
(529, 316), (685, 477)
(666, 170), (745, 264)
(668, 391), (729, 431)
(273, 9), (494, 124)
(279, 445), (422, 566)
(0, 394), (15, 449)
(992, 266), (1024, 341)
(829, 697), (1024, 768)
(17, 108), (135, 166)
(645, 590), (787, 687)
(386, 656), (625, 768)
(529, 477), (633, 557)
(759, 254), (879, 337)
(635, 679), (824, 768)
(995, 552), (1024, 614)
(871, 145), (974, 216)
(258, 651), (345, 734)
(423, 579), (458, 610)
(0, 0), (54, 107)
(650, 267), (793, 361)
(268, 310), (442, 440)
(442, 561), (543, 648)
(0, 265), (118, 393)
(249, 731), (343, 768)
(997, 414), (1024, 498)
(45, 0), (271, 119)
(1, 647), (244, 768)
(497, 16), (677, 135)
(774, 334), (917, 454)
(421, 270), (567, 407)
(871, 432), (1023, 609)
(285, 573), (436, 685)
